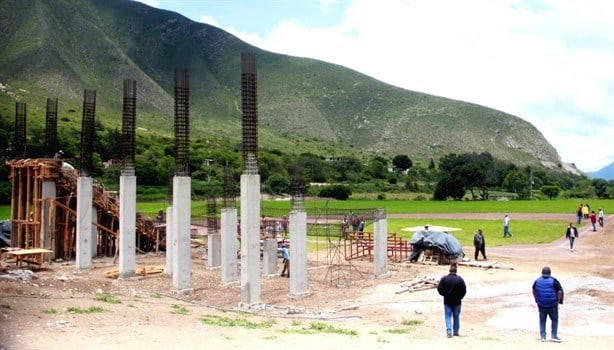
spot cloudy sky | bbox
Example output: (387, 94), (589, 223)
(136, 0), (613, 172)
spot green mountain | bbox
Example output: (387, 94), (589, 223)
(0, 0), (562, 168)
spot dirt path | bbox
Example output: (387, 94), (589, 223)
(1, 216), (613, 349)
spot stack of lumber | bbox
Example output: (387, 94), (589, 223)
(104, 265), (165, 278)
(395, 276), (439, 294)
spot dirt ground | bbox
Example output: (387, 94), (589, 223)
(1, 214), (613, 350)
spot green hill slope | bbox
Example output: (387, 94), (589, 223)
(0, 0), (561, 167)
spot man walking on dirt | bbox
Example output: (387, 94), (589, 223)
(437, 263), (466, 338)
(532, 266), (563, 342)
(473, 229), (487, 260)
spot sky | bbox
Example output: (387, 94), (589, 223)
(135, 0), (613, 173)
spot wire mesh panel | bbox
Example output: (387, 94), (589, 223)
(79, 90), (96, 176)
(121, 79), (137, 176)
(174, 68), (190, 176)
(44, 98), (58, 158)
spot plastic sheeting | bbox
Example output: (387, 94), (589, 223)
(1, 219), (10, 247)
(408, 230), (464, 261)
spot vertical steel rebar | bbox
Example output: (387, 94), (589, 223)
(14, 102), (27, 159)
(44, 98), (58, 158)
(121, 79), (137, 176)
(174, 68), (190, 176)
(79, 89), (96, 177)
(241, 52), (258, 174)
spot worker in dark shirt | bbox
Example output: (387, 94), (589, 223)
(437, 263), (467, 338)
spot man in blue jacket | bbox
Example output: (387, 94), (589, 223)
(437, 263), (466, 338)
(532, 266), (564, 342)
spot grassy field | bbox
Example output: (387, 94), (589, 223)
(2, 198), (609, 247)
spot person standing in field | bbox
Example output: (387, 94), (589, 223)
(473, 229), (487, 260)
(437, 263), (466, 338)
(503, 214), (512, 237)
(565, 222), (579, 252)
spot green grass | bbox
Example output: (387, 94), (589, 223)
(385, 218), (571, 246)
(43, 308), (58, 314)
(67, 306), (104, 314)
(94, 293), (121, 304)
(199, 314), (276, 329)
(280, 321), (358, 336)
(171, 304), (190, 315)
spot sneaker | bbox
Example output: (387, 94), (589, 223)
(551, 336), (562, 342)
(540, 338), (546, 342)
(447, 331), (452, 338)
(453, 332), (459, 336)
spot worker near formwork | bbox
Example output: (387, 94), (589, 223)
(437, 263), (466, 338)
(278, 244), (290, 278)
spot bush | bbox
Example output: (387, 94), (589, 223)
(318, 184), (352, 200)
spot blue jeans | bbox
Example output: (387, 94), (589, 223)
(569, 236), (575, 249)
(539, 307), (558, 339)
(503, 226), (512, 237)
(444, 304), (461, 335)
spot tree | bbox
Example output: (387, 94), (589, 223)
(503, 170), (529, 195)
(392, 154), (412, 173)
(540, 185), (561, 199)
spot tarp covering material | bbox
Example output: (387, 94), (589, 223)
(402, 225), (461, 232)
(0, 220), (10, 247)
(408, 230), (464, 261)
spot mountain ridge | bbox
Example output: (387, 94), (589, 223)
(0, 0), (565, 169)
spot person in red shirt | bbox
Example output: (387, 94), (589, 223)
(589, 211), (598, 231)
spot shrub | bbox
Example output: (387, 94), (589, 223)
(318, 184), (352, 200)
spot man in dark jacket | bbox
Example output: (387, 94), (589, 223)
(437, 263), (466, 338)
(473, 229), (487, 260)
(532, 266), (564, 342)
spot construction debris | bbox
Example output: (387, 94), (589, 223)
(104, 265), (165, 279)
(459, 260), (514, 270)
(395, 276), (439, 294)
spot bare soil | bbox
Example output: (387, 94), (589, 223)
(1, 214), (613, 350)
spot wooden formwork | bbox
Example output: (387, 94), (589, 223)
(7, 158), (157, 261)
(344, 231), (411, 262)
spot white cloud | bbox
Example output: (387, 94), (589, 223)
(198, 15), (217, 27)
(134, 0), (159, 8)
(222, 0), (614, 172)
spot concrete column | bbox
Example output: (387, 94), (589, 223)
(164, 206), (173, 275)
(171, 176), (192, 293)
(91, 207), (98, 257)
(289, 210), (309, 297)
(373, 209), (388, 277)
(40, 181), (56, 253)
(207, 233), (221, 269)
(119, 175), (136, 279)
(220, 207), (238, 284)
(76, 176), (93, 270)
(263, 238), (277, 277)
(240, 174), (261, 306)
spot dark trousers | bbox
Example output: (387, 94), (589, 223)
(281, 259), (290, 277)
(474, 245), (486, 260)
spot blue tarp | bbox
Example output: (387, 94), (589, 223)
(408, 230), (464, 261)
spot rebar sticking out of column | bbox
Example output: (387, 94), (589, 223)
(14, 102), (26, 159)
(207, 197), (218, 235)
(44, 98), (58, 158)
(291, 167), (306, 211)
(121, 79), (137, 176)
(222, 165), (237, 208)
(174, 68), (190, 176)
(241, 51), (258, 174)
(79, 90), (96, 176)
